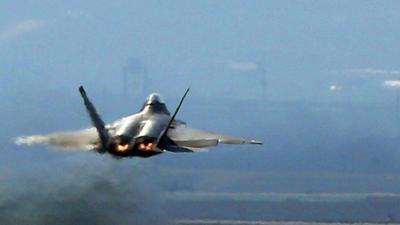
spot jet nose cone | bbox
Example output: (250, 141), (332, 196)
(146, 93), (164, 104)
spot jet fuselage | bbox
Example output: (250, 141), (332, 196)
(106, 93), (171, 157)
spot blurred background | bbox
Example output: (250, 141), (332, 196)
(1, 0), (400, 224)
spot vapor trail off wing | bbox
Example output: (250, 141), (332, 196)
(79, 86), (109, 150)
(15, 128), (99, 150)
(165, 121), (262, 152)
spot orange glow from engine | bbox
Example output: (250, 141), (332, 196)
(116, 144), (129, 152)
(139, 142), (155, 151)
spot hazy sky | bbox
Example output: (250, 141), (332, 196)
(2, 0), (400, 101)
(2, 3), (400, 224)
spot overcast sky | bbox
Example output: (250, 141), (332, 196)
(2, 4), (400, 223)
(1, 0), (400, 102)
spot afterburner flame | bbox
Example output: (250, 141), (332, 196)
(116, 144), (129, 152)
(139, 142), (155, 151)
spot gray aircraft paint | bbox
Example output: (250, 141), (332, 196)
(16, 87), (261, 158)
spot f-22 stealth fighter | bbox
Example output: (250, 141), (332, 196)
(16, 86), (262, 158)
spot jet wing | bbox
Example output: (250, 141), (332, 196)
(15, 128), (100, 151)
(165, 121), (262, 152)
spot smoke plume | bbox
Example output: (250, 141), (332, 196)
(0, 154), (170, 225)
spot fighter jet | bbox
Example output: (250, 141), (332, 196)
(16, 86), (262, 158)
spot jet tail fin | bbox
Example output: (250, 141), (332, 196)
(79, 86), (109, 150)
(158, 88), (190, 148)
